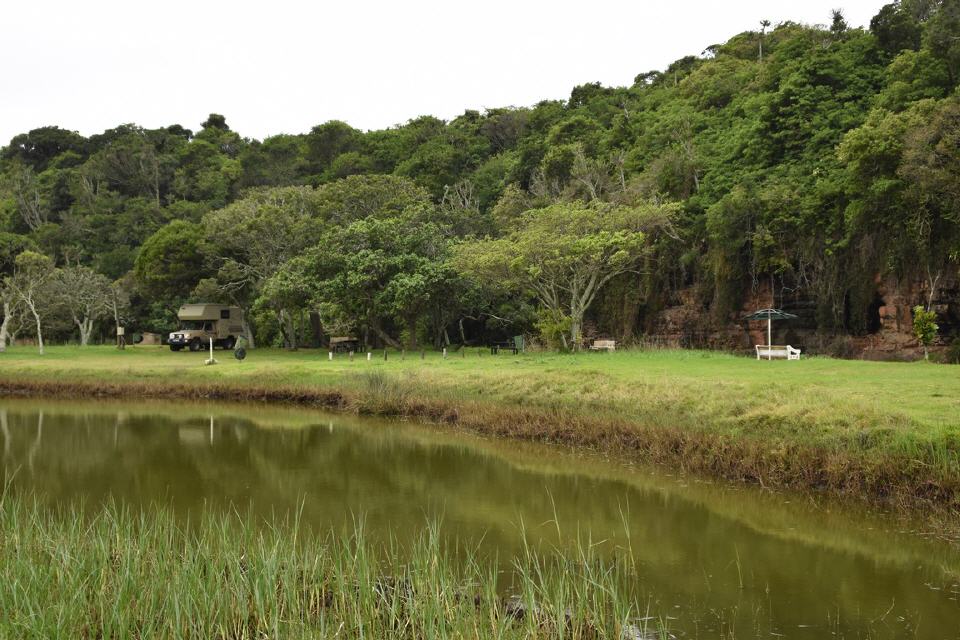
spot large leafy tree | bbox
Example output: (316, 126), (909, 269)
(3, 251), (57, 354)
(203, 186), (325, 348)
(898, 97), (960, 305)
(134, 220), (210, 301)
(305, 121), (362, 176)
(0, 232), (36, 351)
(1, 5), (959, 351)
(273, 209), (455, 348)
(54, 265), (113, 346)
(2, 126), (86, 172)
(455, 201), (674, 348)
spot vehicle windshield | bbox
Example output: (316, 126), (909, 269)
(178, 320), (207, 331)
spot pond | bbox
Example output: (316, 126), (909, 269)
(0, 398), (958, 638)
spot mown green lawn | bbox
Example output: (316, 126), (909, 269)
(2, 345), (957, 435)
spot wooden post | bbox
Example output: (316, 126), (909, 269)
(442, 348), (447, 359)
(367, 352), (372, 361)
(401, 349), (405, 361)
(349, 350), (354, 362)
(383, 349), (388, 361)
(420, 350), (425, 360)
(205, 338), (217, 365)
(328, 351), (333, 361)
(767, 317), (772, 361)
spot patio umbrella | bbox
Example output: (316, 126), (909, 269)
(744, 308), (798, 360)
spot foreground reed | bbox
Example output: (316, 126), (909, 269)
(0, 493), (665, 639)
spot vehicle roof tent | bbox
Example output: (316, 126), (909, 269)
(177, 304), (231, 321)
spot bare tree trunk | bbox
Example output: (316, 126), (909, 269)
(28, 303), (43, 355)
(926, 266), (942, 311)
(284, 310), (297, 350)
(73, 313), (93, 346)
(569, 294), (587, 350)
(371, 323), (402, 349)
(275, 310), (288, 348)
(407, 314), (418, 350)
(569, 316), (582, 351)
(79, 317), (93, 346)
(241, 316), (256, 349)
(0, 301), (10, 352)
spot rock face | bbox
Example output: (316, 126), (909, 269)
(642, 272), (959, 360)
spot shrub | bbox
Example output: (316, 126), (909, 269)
(912, 306), (938, 361)
(945, 338), (960, 365)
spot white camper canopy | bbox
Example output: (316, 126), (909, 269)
(177, 304), (232, 321)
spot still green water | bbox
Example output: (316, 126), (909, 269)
(0, 398), (957, 638)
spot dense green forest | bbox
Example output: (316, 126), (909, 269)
(2, 1), (960, 353)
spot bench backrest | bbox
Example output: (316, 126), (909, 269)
(756, 345), (800, 358)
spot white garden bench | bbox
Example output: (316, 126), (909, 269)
(755, 345), (801, 360)
(590, 339), (616, 352)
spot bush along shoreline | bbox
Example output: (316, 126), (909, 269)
(1, 371), (958, 518)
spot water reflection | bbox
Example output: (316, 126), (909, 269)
(0, 399), (958, 638)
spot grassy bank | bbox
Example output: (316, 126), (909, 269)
(0, 493), (661, 639)
(1, 345), (959, 512)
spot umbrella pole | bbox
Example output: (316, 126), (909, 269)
(768, 317), (772, 361)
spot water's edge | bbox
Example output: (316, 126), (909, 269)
(1, 375), (958, 527)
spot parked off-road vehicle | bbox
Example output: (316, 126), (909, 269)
(168, 304), (244, 352)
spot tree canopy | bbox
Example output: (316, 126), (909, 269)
(2, 3), (960, 353)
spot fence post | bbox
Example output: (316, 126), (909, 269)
(383, 349), (388, 361)
(367, 352), (372, 362)
(442, 348), (447, 359)
(205, 338), (217, 365)
(328, 351), (333, 361)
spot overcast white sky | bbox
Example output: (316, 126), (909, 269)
(1, 0), (887, 144)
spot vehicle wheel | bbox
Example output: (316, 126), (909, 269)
(189, 338), (202, 352)
(222, 336), (236, 350)
(170, 345), (183, 352)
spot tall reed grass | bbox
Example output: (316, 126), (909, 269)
(0, 492), (668, 639)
